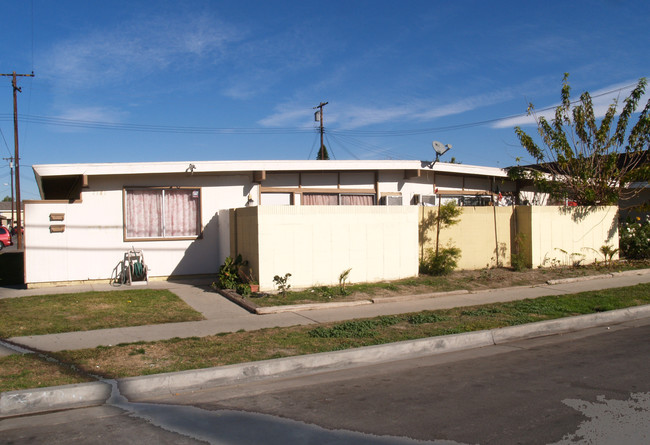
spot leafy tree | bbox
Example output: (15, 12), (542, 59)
(2, 196), (11, 202)
(510, 74), (650, 206)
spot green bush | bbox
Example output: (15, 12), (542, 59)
(419, 246), (461, 276)
(216, 255), (252, 290)
(620, 216), (650, 260)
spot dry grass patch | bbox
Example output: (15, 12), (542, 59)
(0, 289), (204, 337)
(0, 354), (93, 392)
(252, 261), (650, 307)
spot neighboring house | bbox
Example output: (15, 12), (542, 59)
(0, 201), (23, 227)
(25, 159), (514, 287)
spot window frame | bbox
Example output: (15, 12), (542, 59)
(301, 192), (376, 205)
(123, 186), (202, 242)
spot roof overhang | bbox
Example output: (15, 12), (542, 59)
(32, 159), (509, 199)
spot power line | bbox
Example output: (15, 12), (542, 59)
(0, 114), (315, 135)
(4, 79), (639, 140)
(0, 127), (12, 157)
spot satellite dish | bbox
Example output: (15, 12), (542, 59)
(432, 141), (452, 156)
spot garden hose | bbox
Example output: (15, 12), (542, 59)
(131, 261), (145, 279)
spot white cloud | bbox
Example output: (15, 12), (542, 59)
(493, 79), (650, 129)
(47, 106), (128, 132)
(42, 12), (243, 90)
(57, 106), (125, 123)
(257, 105), (315, 128)
(259, 90), (514, 130)
(414, 89), (516, 121)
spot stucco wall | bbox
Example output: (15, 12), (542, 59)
(526, 206), (618, 268)
(418, 205), (618, 270)
(232, 206), (419, 291)
(24, 173), (255, 285)
(419, 206), (515, 270)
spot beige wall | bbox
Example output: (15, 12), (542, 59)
(418, 205), (618, 270)
(231, 206), (419, 291)
(525, 206), (618, 268)
(23, 173), (254, 285)
(419, 206), (514, 269)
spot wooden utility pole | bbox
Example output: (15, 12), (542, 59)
(1, 71), (34, 249)
(313, 102), (328, 160)
(2, 157), (15, 228)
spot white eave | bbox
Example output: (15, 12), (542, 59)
(32, 159), (509, 179)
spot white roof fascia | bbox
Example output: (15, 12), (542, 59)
(32, 159), (508, 179)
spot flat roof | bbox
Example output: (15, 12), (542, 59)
(32, 159), (508, 179)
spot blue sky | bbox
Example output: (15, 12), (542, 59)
(1, 0), (649, 200)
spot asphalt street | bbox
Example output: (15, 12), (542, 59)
(2, 317), (648, 444)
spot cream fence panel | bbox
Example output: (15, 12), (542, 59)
(232, 206), (419, 291)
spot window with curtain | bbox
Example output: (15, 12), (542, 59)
(302, 193), (374, 205)
(303, 193), (339, 205)
(341, 194), (374, 205)
(125, 188), (200, 239)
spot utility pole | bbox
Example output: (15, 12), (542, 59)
(1, 71), (35, 249)
(3, 157), (14, 228)
(313, 102), (328, 160)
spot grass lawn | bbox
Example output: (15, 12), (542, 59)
(0, 354), (95, 392)
(2, 282), (646, 392)
(0, 289), (204, 338)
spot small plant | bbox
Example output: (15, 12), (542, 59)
(338, 268), (352, 295)
(419, 245), (461, 276)
(273, 273), (292, 297)
(599, 244), (620, 266)
(570, 252), (586, 268)
(511, 233), (529, 271)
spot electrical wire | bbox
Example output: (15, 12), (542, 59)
(0, 127), (11, 157)
(0, 114), (316, 135)
(4, 80), (639, 140)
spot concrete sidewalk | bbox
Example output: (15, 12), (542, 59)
(3, 269), (650, 353)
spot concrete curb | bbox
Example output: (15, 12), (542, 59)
(2, 304), (649, 417)
(0, 381), (111, 418)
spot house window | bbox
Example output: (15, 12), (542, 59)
(303, 193), (339, 205)
(341, 194), (374, 205)
(303, 193), (374, 205)
(125, 188), (200, 240)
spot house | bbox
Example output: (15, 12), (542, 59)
(24, 159), (618, 289)
(24, 159), (515, 288)
(0, 201), (23, 228)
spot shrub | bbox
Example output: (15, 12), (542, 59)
(215, 255), (253, 293)
(620, 216), (650, 260)
(511, 233), (529, 271)
(419, 246), (461, 276)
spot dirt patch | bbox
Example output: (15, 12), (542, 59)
(250, 261), (650, 307)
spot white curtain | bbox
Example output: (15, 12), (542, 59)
(126, 190), (163, 238)
(165, 189), (199, 237)
(126, 189), (198, 238)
